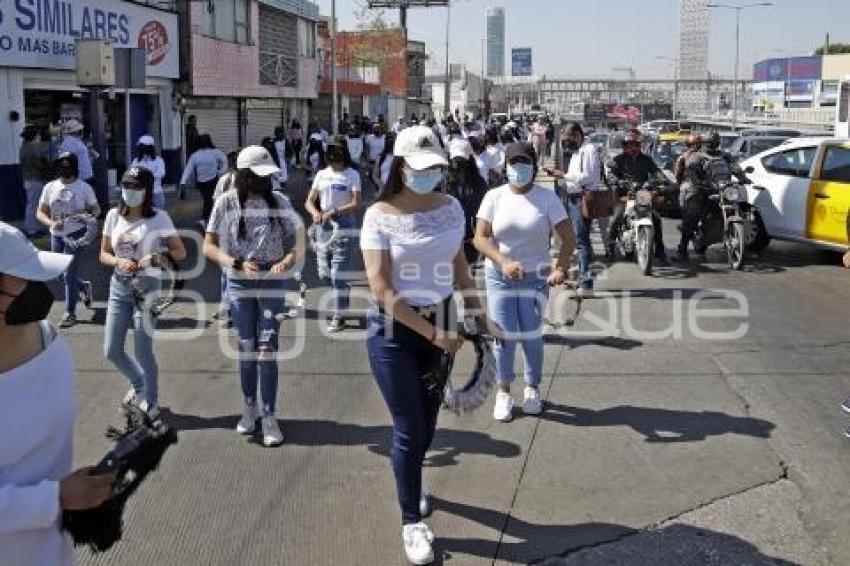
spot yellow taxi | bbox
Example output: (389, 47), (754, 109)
(741, 137), (850, 252)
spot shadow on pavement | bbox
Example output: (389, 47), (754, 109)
(540, 403), (775, 443)
(543, 335), (643, 350)
(599, 288), (731, 301)
(159, 413), (521, 466)
(432, 497), (799, 565)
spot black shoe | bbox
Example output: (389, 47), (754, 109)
(59, 313), (77, 328)
(672, 250), (689, 263)
(655, 252), (669, 265)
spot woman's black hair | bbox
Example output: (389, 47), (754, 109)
(234, 168), (285, 240)
(469, 136), (486, 155)
(119, 173), (156, 219)
(54, 152), (79, 179)
(137, 144), (157, 159)
(564, 122), (585, 138)
(376, 156), (408, 202)
(446, 155), (487, 194)
(199, 134), (214, 149)
(500, 131), (515, 145)
(376, 132), (397, 180)
(307, 138), (326, 169)
(326, 135), (353, 168)
(261, 137), (280, 167)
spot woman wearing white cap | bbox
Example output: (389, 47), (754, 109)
(474, 142), (575, 422)
(130, 135), (167, 209)
(204, 146), (305, 447)
(100, 167), (186, 422)
(446, 138), (488, 265)
(0, 222), (115, 566)
(361, 125), (500, 564)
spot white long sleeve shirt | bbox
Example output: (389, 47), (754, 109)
(131, 156), (166, 196)
(559, 141), (602, 194)
(0, 325), (76, 566)
(180, 148), (227, 185)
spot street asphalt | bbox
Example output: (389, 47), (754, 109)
(37, 167), (849, 565)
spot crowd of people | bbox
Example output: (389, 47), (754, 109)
(4, 109), (849, 566)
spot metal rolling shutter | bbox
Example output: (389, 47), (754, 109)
(187, 101), (240, 154)
(246, 107), (284, 146)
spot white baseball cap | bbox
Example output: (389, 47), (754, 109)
(137, 134), (155, 146)
(237, 145), (280, 177)
(0, 222), (72, 282)
(449, 139), (473, 160)
(61, 118), (84, 134)
(394, 125), (448, 170)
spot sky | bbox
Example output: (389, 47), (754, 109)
(312, 0), (850, 79)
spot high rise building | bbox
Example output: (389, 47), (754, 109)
(485, 7), (505, 78)
(678, 0), (710, 113)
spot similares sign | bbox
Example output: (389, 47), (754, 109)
(0, 0), (178, 78)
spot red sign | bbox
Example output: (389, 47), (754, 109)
(138, 21), (170, 66)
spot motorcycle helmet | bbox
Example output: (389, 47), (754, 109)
(705, 132), (721, 150)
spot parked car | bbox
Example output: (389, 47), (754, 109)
(729, 135), (790, 162)
(741, 138), (850, 253)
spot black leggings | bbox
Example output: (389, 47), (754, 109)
(197, 178), (218, 220)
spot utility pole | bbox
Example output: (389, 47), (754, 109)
(331, 0), (338, 134)
(444, 2), (450, 119)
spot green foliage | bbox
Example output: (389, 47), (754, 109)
(814, 43), (850, 55)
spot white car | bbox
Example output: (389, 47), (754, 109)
(741, 137), (850, 253)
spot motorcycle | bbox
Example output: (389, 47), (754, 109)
(614, 180), (663, 276)
(692, 180), (754, 270)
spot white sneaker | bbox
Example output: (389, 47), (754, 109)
(236, 404), (259, 435)
(419, 485), (431, 518)
(261, 415), (284, 447)
(402, 523), (435, 565)
(493, 391), (514, 422)
(523, 386), (543, 415)
(122, 388), (140, 408)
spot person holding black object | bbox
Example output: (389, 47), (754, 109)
(0, 222), (115, 566)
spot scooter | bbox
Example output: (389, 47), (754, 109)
(614, 180), (662, 276)
(692, 180), (754, 270)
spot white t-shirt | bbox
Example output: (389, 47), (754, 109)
(39, 179), (98, 236)
(477, 183), (568, 274)
(104, 208), (177, 275)
(312, 167), (361, 212)
(360, 199), (465, 306)
(347, 137), (364, 163)
(0, 327), (75, 566)
(131, 156), (166, 196)
(274, 140), (289, 184)
(366, 134), (385, 162)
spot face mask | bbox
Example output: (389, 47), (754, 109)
(58, 165), (75, 179)
(507, 163), (534, 186)
(122, 188), (145, 207)
(404, 169), (443, 194)
(0, 280), (54, 326)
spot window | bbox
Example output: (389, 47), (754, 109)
(820, 146), (850, 183)
(201, 0), (250, 44)
(762, 147), (817, 178)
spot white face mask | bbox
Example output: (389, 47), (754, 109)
(404, 168), (443, 194)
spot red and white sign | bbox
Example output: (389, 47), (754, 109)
(138, 21), (170, 66)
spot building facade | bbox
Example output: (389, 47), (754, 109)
(180, 0), (319, 154)
(485, 7), (505, 79)
(0, 0), (182, 220)
(751, 54), (850, 111)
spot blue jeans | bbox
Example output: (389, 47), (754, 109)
(564, 194), (594, 289)
(51, 227), (87, 316)
(316, 214), (357, 317)
(485, 266), (549, 387)
(366, 303), (452, 525)
(104, 274), (159, 406)
(227, 275), (286, 415)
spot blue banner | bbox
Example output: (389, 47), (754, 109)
(511, 48), (532, 77)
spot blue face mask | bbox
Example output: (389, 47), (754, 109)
(122, 188), (145, 207)
(404, 168), (443, 194)
(507, 163), (534, 186)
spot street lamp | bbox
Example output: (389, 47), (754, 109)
(331, 0), (338, 134)
(707, 2), (774, 130)
(656, 56), (679, 118)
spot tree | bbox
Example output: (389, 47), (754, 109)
(814, 43), (850, 55)
(353, 0), (391, 31)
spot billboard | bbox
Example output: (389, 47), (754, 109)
(787, 80), (815, 101)
(0, 0), (179, 78)
(511, 48), (533, 77)
(643, 103), (674, 121)
(753, 56), (822, 82)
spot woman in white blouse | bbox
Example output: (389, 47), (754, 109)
(361, 125), (499, 565)
(0, 222), (114, 566)
(130, 135), (167, 209)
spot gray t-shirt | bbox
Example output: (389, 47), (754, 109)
(207, 191), (298, 263)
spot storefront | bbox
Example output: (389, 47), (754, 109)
(0, 0), (180, 220)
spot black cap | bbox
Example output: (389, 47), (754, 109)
(504, 142), (535, 163)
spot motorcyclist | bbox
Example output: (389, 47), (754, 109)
(673, 132), (750, 262)
(607, 129), (668, 263)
